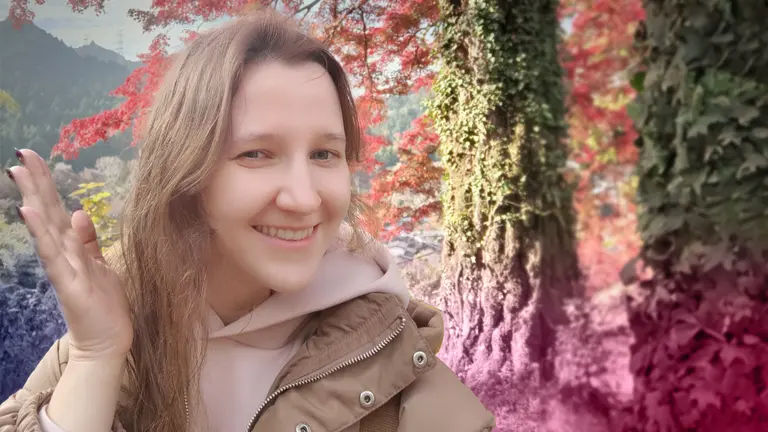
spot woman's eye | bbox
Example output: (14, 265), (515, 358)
(312, 150), (335, 161)
(240, 150), (266, 159)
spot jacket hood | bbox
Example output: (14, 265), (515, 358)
(204, 240), (412, 348)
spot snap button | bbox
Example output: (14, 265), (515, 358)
(413, 351), (427, 367)
(295, 423), (311, 432)
(359, 390), (375, 407)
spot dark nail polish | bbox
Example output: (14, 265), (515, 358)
(16, 205), (24, 222)
(5, 168), (13, 181)
(14, 148), (23, 163)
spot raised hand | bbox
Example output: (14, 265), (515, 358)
(7, 149), (133, 360)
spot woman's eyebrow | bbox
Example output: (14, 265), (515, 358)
(234, 131), (279, 144)
(321, 132), (346, 142)
(231, 131), (346, 146)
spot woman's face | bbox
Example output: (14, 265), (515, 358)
(201, 59), (351, 295)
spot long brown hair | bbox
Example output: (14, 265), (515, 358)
(114, 10), (371, 431)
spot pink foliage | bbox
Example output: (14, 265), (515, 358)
(433, 283), (635, 431)
(551, 286), (635, 430)
(578, 226), (641, 295)
(622, 269), (768, 432)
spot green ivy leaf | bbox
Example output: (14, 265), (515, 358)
(736, 153), (768, 179)
(750, 128), (768, 139)
(710, 31), (735, 44)
(689, 114), (722, 137)
(733, 104), (760, 125)
(702, 241), (735, 272)
(644, 212), (685, 239)
(631, 71), (646, 92)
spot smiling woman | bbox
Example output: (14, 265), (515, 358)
(202, 59), (355, 318)
(0, 8), (495, 432)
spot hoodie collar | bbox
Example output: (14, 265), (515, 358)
(205, 242), (411, 348)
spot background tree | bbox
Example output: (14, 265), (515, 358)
(625, 1), (768, 430)
(428, 0), (581, 427)
(7, 0), (650, 253)
(559, 0), (645, 292)
(8, 0), (444, 238)
(0, 90), (19, 114)
(0, 19), (137, 170)
(0, 88), (20, 166)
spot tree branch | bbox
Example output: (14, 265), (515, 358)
(359, 8), (375, 91)
(295, 0), (322, 15)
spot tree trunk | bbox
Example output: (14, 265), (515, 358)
(429, 0), (582, 426)
(626, 1), (768, 431)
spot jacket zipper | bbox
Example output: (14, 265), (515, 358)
(182, 315), (407, 432)
(244, 315), (407, 431)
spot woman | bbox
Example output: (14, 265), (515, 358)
(0, 10), (495, 432)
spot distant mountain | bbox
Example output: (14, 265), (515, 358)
(0, 18), (137, 170)
(75, 41), (141, 69)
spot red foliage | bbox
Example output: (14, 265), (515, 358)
(9, 0), (647, 254)
(560, 0), (644, 168)
(8, 0), (441, 237)
(559, 0), (645, 290)
(8, 0), (651, 250)
(578, 214), (639, 295)
(622, 270), (768, 432)
(54, 35), (172, 159)
(368, 114), (442, 240)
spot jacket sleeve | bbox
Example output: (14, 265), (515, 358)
(398, 359), (496, 432)
(0, 334), (126, 432)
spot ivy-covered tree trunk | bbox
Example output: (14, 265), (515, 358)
(429, 0), (581, 425)
(626, 1), (768, 431)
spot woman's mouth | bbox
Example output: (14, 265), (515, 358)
(253, 224), (318, 243)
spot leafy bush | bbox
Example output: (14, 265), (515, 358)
(70, 182), (118, 253)
(0, 217), (34, 277)
(0, 158), (127, 401)
(0, 255), (66, 401)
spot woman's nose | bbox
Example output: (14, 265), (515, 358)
(274, 165), (321, 213)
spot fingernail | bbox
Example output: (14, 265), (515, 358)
(14, 148), (23, 163)
(16, 205), (24, 222)
(5, 168), (13, 181)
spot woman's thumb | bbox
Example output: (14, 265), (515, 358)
(71, 210), (105, 262)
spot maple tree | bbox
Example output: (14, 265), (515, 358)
(558, 0), (645, 292)
(367, 114), (443, 239)
(8, 0), (444, 241)
(7, 0), (651, 254)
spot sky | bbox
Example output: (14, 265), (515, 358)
(0, 0), (227, 60)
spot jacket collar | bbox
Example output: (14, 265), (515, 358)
(276, 292), (440, 386)
(251, 292), (441, 431)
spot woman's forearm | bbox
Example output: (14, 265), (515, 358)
(46, 355), (126, 432)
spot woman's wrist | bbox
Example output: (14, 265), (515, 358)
(46, 356), (127, 432)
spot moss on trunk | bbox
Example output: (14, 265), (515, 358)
(429, 0), (581, 410)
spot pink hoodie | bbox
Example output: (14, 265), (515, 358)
(39, 243), (411, 432)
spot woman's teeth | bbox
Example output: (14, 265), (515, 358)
(254, 225), (314, 241)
